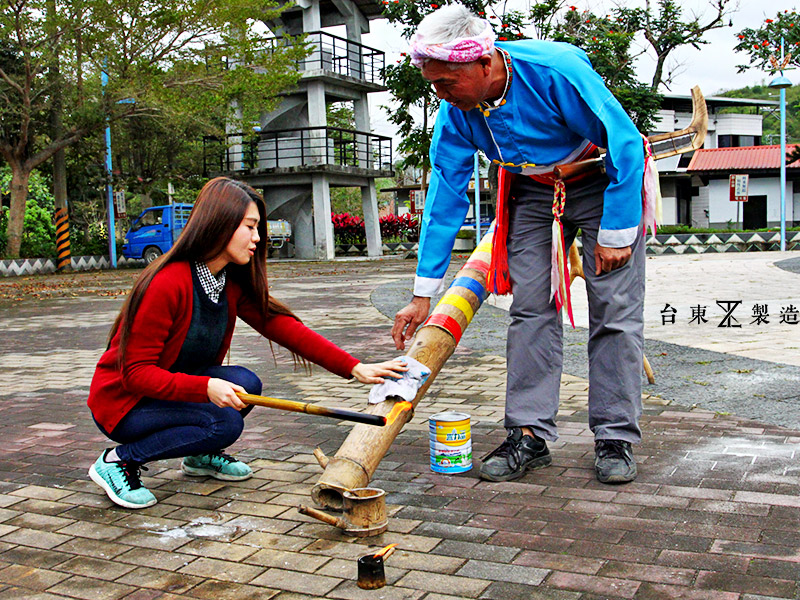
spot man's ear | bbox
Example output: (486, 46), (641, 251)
(477, 53), (493, 75)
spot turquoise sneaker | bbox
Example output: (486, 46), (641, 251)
(181, 452), (252, 481)
(88, 449), (157, 509)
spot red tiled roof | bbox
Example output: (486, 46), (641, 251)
(687, 145), (800, 171)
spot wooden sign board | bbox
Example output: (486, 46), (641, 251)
(410, 189), (425, 214)
(729, 174), (749, 202)
(114, 190), (127, 219)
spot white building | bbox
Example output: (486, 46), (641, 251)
(651, 93), (798, 229)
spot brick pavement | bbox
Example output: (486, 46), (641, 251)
(0, 259), (799, 599)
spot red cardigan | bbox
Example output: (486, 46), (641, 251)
(88, 262), (360, 432)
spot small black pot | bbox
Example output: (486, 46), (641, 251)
(357, 554), (385, 589)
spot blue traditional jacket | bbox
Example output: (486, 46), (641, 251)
(414, 40), (645, 297)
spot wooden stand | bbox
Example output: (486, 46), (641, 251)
(299, 487), (388, 537)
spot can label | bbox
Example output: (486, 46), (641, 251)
(429, 412), (472, 473)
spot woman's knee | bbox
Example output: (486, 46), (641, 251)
(204, 365), (262, 395)
(227, 366), (262, 395)
(208, 407), (245, 448)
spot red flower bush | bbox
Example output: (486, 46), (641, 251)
(331, 212), (366, 245)
(331, 212), (420, 245)
(379, 213), (420, 242)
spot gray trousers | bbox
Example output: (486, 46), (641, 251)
(504, 175), (644, 443)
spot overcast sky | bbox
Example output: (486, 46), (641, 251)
(358, 0), (787, 139)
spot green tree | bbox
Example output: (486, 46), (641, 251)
(381, 0), (527, 185)
(719, 83), (800, 145)
(0, 166), (56, 257)
(554, 6), (661, 131)
(382, 0), (728, 176)
(639, 0), (733, 91)
(0, 0), (306, 258)
(111, 113), (210, 209)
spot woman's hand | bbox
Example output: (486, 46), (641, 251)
(351, 359), (409, 384)
(207, 378), (248, 410)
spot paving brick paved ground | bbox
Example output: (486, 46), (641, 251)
(0, 257), (799, 599)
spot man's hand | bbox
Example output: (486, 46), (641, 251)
(594, 244), (632, 275)
(392, 296), (431, 350)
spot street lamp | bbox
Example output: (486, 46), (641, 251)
(101, 66), (117, 268)
(768, 37), (792, 252)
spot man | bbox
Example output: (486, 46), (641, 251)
(391, 4), (647, 484)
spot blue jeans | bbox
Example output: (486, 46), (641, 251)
(96, 366), (262, 466)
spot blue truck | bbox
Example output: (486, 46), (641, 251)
(122, 203), (292, 263)
(122, 204), (193, 264)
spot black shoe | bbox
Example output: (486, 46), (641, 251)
(594, 440), (637, 484)
(479, 427), (552, 482)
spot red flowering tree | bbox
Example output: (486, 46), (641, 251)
(637, 0), (733, 91)
(555, 6), (661, 131)
(381, 0), (526, 181)
(734, 11), (800, 73)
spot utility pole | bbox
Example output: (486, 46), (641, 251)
(48, 0), (70, 272)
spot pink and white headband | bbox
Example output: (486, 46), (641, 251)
(409, 20), (495, 67)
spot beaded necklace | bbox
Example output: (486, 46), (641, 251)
(478, 47), (513, 116)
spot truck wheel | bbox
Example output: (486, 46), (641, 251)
(143, 246), (163, 264)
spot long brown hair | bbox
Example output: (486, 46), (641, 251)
(111, 177), (296, 366)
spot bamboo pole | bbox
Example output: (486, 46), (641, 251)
(237, 393), (386, 427)
(311, 226), (496, 509)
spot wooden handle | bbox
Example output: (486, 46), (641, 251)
(553, 157), (604, 181)
(382, 547), (396, 561)
(298, 505), (347, 528)
(237, 393), (386, 427)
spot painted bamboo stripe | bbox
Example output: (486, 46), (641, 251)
(425, 313), (463, 343)
(471, 254), (492, 267)
(434, 302), (469, 332)
(55, 208), (70, 272)
(449, 276), (487, 303)
(476, 241), (493, 254)
(447, 291), (483, 319)
(463, 258), (490, 274)
(437, 294), (474, 324)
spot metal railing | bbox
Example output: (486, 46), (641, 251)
(219, 31), (385, 84)
(204, 127), (393, 174)
(298, 31), (384, 83)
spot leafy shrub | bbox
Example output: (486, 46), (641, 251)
(0, 167), (56, 258)
(331, 212), (366, 245)
(381, 213), (419, 242)
(0, 207), (7, 256)
(20, 202), (56, 258)
(72, 221), (111, 256)
(331, 212), (420, 245)
(399, 213), (420, 242)
(0, 203), (57, 259)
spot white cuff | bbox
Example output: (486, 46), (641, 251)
(414, 276), (446, 297)
(598, 226), (638, 248)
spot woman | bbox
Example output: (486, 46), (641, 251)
(88, 177), (406, 509)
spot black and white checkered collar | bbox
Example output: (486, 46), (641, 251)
(194, 262), (226, 303)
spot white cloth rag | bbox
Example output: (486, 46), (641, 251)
(368, 356), (431, 404)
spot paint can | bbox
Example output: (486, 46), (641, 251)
(429, 411), (472, 473)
